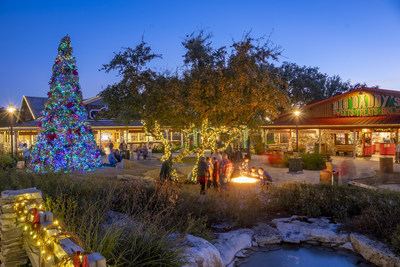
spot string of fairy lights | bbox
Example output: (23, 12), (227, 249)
(13, 195), (90, 266)
(28, 35), (102, 173)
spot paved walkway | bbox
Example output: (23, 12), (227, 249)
(100, 152), (400, 187)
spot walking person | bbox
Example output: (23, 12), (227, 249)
(197, 157), (209, 195)
(148, 144), (153, 159)
(206, 157), (213, 189)
(219, 153), (234, 191)
(136, 146), (141, 160)
(22, 143), (30, 167)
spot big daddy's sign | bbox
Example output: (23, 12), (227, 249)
(332, 92), (400, 117)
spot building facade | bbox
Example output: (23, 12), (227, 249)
(261, 87), (400, 157)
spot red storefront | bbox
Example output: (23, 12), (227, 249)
(261, 87), (400, 157)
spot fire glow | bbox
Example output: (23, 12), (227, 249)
(231, 176), (259, 184)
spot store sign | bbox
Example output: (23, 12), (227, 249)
(332, 93), (400, 117)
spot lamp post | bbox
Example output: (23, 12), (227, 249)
(294, 110), (300, 154)
(7, 105), (16, 160)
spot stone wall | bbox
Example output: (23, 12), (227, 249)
(0, 188), (106, 267)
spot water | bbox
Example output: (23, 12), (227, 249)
(239, 246), (365, 267)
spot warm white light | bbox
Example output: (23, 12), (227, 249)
(231, 176), (259, 184)
(294, 110), (300, 116)
(7, 105), (16, 113)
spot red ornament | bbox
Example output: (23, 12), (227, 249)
(32, 212), (40, 233)
(47, 92), (53, 98)
(73, 69), (78, 75)
(66, 102), (74, 109)
(38, 122), (42, 127)
(46, 133), (57, 141)
(67, 129), (72, 134)
(75, 128), (81, 136)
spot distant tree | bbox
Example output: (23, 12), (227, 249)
(274, 62), (369, 110)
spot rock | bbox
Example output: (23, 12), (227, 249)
(211, 222), (236, 232)
(171, 234), (224, 267)
(103, 210), (141, 229)
(116, 159), (132, 169)
(252, 223), (282, 246)
(350, 233), (400, 267)
(213, 228), (254, 265)
(272, 216), (348, 244)
(338, 241), (355, 252)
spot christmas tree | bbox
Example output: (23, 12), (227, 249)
(28, 35), (102, 173)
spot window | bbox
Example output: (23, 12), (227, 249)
(280, 133), (289, 143)
(335, 134), (346, 145)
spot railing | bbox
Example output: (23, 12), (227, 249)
(0, 188), (106, 267)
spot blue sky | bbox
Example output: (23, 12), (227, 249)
(1, 0), (399, 108)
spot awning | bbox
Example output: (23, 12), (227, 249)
(262, 115), (400, 129)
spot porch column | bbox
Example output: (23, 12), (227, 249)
(99, 130), (102, 147)
(396, 129), (399, 163)
(318, 129), (321, 154)
(353, 130), (357, 159)
(180, 132), (184, 146)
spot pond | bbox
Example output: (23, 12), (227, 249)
(239, 245), (373, 267)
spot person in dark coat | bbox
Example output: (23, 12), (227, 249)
(159, 156), (173, 183)
(212, 157), (220, 191)
(197, 157), (209, 194)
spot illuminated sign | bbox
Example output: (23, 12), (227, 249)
(332, 93), (400, 117)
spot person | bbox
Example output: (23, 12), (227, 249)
(197, 157), (209, 194)
(396, 141), (400, 163)
(258, 168), (273, 190)
(239, 154), (251, 176)
(212, 157), (220, 191)
(107, 149), (117, 167)
(143, 147), (148, 160)
(114, 149), (122, 162)
(226, 144), (233, 160)
(384, 135), (391, 143)
(219, 153), (234, 191)
(212, 149), (223, 162)
(250, 167), (258, 177)
(22, 143), (30, 167)
(159, 156), (173, 183)
(136, 146), (141, 160)
(206, 157), (213, 189)
(109, 142), (114, 150)
(119, 141), (127, 159)
(148, 144), (153, 159)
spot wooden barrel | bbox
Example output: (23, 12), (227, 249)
(380, 157), (393, 173)
(320, 171), (332, 184)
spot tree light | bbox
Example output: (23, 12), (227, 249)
(294, 110), (301, 116)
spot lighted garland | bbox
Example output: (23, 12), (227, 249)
(28, 35), (102, 173)
(13, 195), (90, 266)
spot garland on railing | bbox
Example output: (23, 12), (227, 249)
(13, 195), (90, 266)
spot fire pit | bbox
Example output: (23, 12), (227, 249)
(231, 176), (260, 184)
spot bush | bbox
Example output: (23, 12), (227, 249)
(0, 154), (16, 170)
(253, 143), (265, 155)
(300, 152), (327, 170)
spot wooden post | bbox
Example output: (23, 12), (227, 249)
(318, 129), (321, 154)
(180, 132), (184, 147)
(353, 130), (357, 159)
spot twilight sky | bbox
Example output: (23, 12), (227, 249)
(1, 0), (400, 108)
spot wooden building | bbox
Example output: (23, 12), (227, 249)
(261, 87), (400, 157)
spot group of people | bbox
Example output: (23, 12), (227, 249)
(136, 146), (149, 160)
(196, 150), (273, 194)
(197, 152), (234, 194)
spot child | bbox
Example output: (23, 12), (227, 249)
(250, 167), (258, 177)
(258, 168), (273, 190)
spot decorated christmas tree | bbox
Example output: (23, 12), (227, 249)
(28, 35), (102, 173)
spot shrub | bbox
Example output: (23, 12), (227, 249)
(0, 154), (16, 170)
(300, 152), (327, 170)
(253, 143), (265, 155)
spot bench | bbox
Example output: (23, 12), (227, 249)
(335, 145), (354, 156)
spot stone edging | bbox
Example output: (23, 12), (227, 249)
(179, 215), (400, 267)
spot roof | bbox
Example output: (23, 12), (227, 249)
(23, 96), (47, 119)
(0, 119), (143, 130)
(262, 115), (400, 129)
(279, 87), (400, 119)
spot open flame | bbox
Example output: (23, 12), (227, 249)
(231, 176), (259, 184)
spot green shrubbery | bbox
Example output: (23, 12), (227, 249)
(0, 154), (16, 170)
(299, 152), (327, 170)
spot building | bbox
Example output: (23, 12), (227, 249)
(0, 95), (184, 154)
(261, 87), (400, 157)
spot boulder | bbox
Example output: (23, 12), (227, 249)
(350, 233), (400, 267)
(116, 159), (132, 169)
(271, 216), (348, 244)
(213, 228), (254, 265)
(172, 234), (224, 267)
(252, 222), (282, 246)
